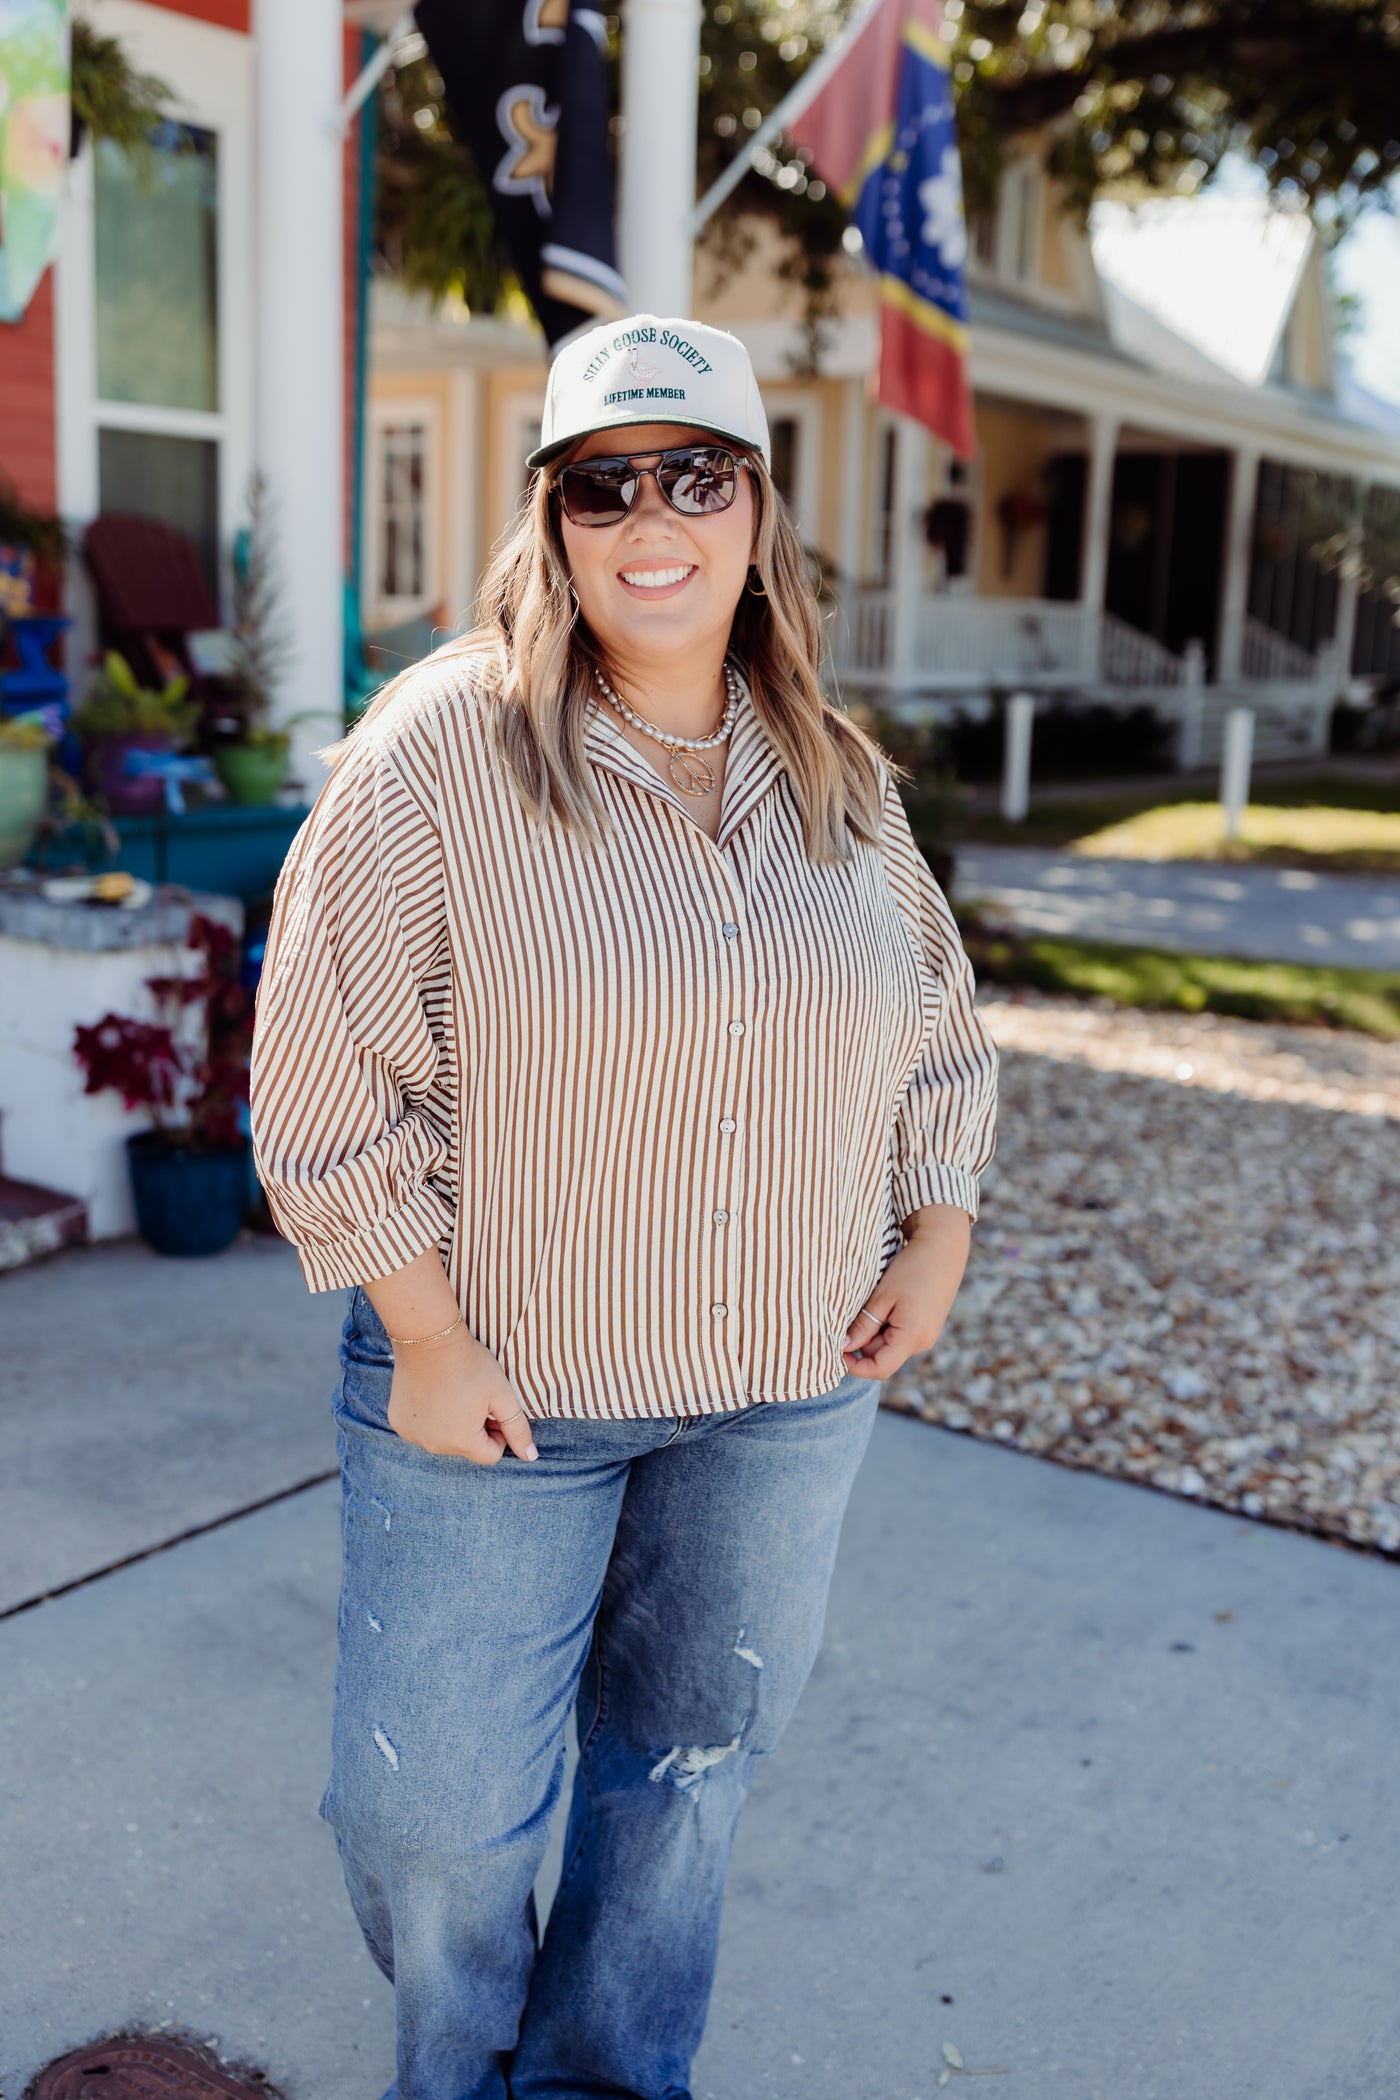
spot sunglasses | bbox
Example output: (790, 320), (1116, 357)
(554, 443), (750, 528)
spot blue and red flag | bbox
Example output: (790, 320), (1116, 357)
(788, 0), (975, 458)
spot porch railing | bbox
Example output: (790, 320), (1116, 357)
(1099, 612), (1190, 688)
(1240, 616), (1318, 683)
(912, 595), (1091, 680)
(835, 588), (1098, 685)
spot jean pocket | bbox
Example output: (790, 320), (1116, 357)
(339, 1284), (393, 1372)
(334, 1287), (395, 1435)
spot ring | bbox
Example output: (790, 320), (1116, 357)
(495, 1406), (528, 1425)
(853, 1308), (880, 1329)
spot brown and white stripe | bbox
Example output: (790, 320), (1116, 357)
(249, 663), (998, 1419)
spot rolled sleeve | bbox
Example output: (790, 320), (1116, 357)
(250, 713), (456, 1291)
(878, 779), (999, 1224)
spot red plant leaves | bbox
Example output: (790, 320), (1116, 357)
(71, 911), (254, 1145)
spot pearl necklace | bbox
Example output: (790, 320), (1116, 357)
(593, 660), (741, 798)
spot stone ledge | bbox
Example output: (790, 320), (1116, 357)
(0, 878), (243, 952)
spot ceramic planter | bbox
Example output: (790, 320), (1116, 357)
(213, 740), (290, 807)
(0, 744), (46, 869)
(126, 1131), (250, 1257)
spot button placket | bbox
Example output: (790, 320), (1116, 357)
(708, 882), (748, 1352)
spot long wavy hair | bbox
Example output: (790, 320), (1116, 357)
(323, 440), (895, 865)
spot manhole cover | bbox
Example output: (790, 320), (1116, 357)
(27, 2035), (277, 2099)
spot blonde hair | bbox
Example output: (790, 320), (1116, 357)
(324, 444), (895, 864)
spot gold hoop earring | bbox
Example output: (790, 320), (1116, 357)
(745, 566), (767, 597)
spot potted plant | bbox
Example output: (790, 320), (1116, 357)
(72, 912), (254, 1256)
(0, 708), (54, 868)
(213, 474), (340, 804)
(71, 649), (198, 815)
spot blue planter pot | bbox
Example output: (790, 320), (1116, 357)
(126, 1131), (250, 1257)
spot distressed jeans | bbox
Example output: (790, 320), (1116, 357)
(325, 1283), (881, 2100)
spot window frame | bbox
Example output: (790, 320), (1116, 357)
(757, 388), (822, 548)
(363, 397), (443, 630)
(56, 1), (254, 635)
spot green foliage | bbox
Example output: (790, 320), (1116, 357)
(960, 912), (1400, 1038)
(374, 53), (516, 312)
(963, 774), (1400, 851)
(0, 478), (67, 563)
(371, 1), (1400, 354)
(952, 0), (1400, 227)
(0, 714), (54, 751)
(71, 652), (197, 744)
(849, 698), (968, 862)
(71, 18), (175, 172)
(228, 472), (294, 727)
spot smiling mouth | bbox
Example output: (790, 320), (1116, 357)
(617, 564), (697, 594)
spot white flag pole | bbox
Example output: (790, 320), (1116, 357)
(689, 0), (885, 236)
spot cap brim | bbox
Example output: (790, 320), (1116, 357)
(526, 415), (769, 472)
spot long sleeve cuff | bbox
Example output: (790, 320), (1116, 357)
(282, 1183), (458, 1293)
(892, 1161), (982, 1227)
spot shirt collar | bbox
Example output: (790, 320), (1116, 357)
(583, 662), (786, 845)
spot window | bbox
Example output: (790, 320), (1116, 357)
(93, 123), (223, 589)
(366, 405), (441, 627)
(97, 430), (220, 591)
(1002, 163), (1039, 284)
(770, 417), (798, 508)
(876, 424), (897, 585)
(95, 124), (219, 412)
(758, 395), (821, 545)
(970, 205), (997, 269)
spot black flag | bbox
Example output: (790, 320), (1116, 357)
(414, 0), (627, 347)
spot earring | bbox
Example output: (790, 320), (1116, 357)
(745, 566), (767, 597)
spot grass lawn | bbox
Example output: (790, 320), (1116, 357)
(961, 773), (1400, 870)
(959, 912), (1400, 1039)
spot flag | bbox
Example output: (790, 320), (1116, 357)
(788, 0), (975, 457)
(414, 0), (626, 349)
(0, 0), (69, 324)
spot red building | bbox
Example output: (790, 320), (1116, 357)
(1, 0), (366, 777)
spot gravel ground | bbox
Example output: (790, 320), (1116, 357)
(883, 991), (1400, 1557)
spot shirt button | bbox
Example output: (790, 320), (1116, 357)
(712, 1209), (729, 1224)
(728, 1020), (745, 1037)
(711, 1302), (728, 1318)
(719, 1118), (736, 1133)
(722, 922), (740, 938)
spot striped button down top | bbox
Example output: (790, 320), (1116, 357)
(249, 661), (998, 1419)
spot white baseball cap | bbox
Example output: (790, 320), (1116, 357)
(526, 313), (771, 471)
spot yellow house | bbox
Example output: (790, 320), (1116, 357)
(366, 158), (1400, 764)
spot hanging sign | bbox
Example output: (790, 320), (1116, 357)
(0, 0), (70, 323)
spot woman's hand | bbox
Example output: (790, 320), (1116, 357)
(841, 1203), (972, 1381)
(387, 1325), (538, 1465)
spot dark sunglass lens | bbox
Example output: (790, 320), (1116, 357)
(662, 448), (738, 515)
(559, 462), (635, 525)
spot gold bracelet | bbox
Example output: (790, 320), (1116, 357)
(385, 1314), (463, 1347)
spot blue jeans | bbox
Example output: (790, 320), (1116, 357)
(326, 1284), (881, 2100)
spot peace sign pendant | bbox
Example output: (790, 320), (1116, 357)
(668, 749), (716, 797)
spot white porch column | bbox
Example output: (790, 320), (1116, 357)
(838, 377), (867, 592)
(890, 414), (929, 705)
(620, 0), (702, 315)
(1329, 500), (1367, 689)
(1216, 445), (1260, 685)
(1078, 412), (1118, 679)
(254, 0), (345, 801)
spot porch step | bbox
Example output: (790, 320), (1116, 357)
(0, 1174), (88, 1274)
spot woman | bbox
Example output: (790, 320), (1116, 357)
(250, 313), (997, 2100)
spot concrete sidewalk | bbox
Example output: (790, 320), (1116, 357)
(4, 1241), (1400, 2098)
(958, 845), (1400, 970)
